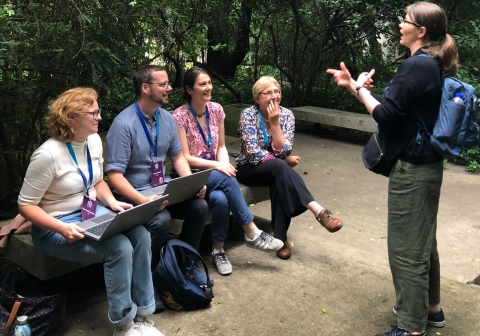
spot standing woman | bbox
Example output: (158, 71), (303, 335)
(18, 88), (164, 336)
(327, 2), (455, 335)
(173, 67), (283, 276)
(235, 76), (343, 260)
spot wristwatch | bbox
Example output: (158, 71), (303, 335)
(355, 85), (366, 96)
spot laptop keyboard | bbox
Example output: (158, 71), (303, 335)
(86, 220), (113, 236)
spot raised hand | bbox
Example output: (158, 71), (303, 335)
(326, 62), (353, 87)
(267, 99), (280, 126)
(357, 69), (375, 88)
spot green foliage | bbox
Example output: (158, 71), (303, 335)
(458, 147), (480, 173)
(2, 0), (480, 219)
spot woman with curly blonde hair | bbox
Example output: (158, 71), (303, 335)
(18, 87), (164, 336)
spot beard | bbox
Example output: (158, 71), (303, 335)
(148, 91), (169, 106)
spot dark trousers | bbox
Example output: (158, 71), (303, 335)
(236, 159), (314, 242)
(388, 159), (443, 332)
(116, 194), (208, 267)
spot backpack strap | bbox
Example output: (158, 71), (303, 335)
(3, 301), (21, 336)
(164, 239), (213, 288)
(413, 53), (444, 143)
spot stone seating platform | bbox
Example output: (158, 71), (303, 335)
(223, 104), (377, 135)
(0, 147), (268, 281)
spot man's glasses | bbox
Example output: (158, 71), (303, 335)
(402, 19), (422, 28)
(260, 90), (281, 98)
(146, 82), (171, 88)
(83, 109), (101, 119)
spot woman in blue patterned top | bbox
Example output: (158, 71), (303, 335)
(235, 76), (344, 260)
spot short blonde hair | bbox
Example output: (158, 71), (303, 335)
(252, 76), (280, 103)
(46, 87), (98, 142)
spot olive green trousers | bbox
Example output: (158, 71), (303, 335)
(388, 159), (443, 332)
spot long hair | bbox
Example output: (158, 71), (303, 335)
(182, 66), (210, 102)
(46, 87), (98, 142)
(407, 2), (460, 76)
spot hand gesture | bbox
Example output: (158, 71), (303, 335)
(357, 69), (375, 88)
(326, 62), (353, 88)
(267, 99), (280, 126)
(61, 223), (85, 243)
(215, 161), (237, 177)
(196, 185), (207, 199)
(285, 155), (300, 167)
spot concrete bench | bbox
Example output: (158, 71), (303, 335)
(0, 160), (269, 281)
(223, 104), (377, 135)
(289, 106), (377, 133)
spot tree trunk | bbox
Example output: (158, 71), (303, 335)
(206, 0), (253, 79)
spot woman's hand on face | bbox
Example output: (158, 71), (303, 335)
(326, 62), (353, 87)
(215, 161), (237, 177)
(357, 69), (375, 88)
(61, 223), (85, 243)
(285, 155), (300, 167)
(267, 99), (280, 126)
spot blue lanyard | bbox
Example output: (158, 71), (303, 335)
(188, 103), (212, 149)
(135, 101), (160, 158)
(66, 140), (93, 197)
(256, 106), (270, 147)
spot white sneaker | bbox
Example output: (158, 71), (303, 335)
(212, 251), (233, 275)
(245, 231), (283, 252)
(135, 315), (165, 336)
(113, 324), (142, 336)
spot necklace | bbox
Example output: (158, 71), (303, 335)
(195, 111), (206, 118)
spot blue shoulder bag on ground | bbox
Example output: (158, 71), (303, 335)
(153, 239), (213, 311)
(417, 54), (480, 158)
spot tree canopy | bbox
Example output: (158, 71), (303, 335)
(1, 0), (479, 218)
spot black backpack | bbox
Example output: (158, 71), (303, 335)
(153, 239), (213, 311)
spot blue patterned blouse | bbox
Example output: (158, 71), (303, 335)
(235, 105), (295, 166)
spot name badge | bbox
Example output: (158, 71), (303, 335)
(150, 161), (164, 187)
(200, 151), (216, 161)
(82, 196), (97, 221)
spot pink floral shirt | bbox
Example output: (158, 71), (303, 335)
(173, 101), (225, 158)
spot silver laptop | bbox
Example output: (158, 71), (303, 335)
(140, 169), (212, 205)
(78, 194), (168, 241)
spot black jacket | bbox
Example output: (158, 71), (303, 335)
(372, 49), (444, 167)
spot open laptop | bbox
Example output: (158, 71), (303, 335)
(140, 169), (212, 205)
(78, 194), (168, 241)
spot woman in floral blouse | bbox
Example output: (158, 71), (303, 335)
(235, 76), (343, 260)
(173, 67), (283, 276)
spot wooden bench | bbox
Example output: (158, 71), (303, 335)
(289, 106), (377, 133)
(0, 152), (268, 281)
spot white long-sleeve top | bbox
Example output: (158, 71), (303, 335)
(18, 133), (104, 217)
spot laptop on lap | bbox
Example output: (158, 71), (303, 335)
(140, 169), (212, 205)
(78, 194), (168, 241)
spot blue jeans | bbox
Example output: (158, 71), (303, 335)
(206, 169), (254, 243)
(31, 206), (155, 326)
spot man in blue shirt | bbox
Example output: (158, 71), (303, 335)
(106, 65), (210, 310)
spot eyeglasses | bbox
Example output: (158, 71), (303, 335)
(83, 109), (101, 119)
(260, 90), (281, 97)
(402, 19), (422, 28)
(146, 82), (171, 88)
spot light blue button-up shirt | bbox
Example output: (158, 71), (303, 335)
(106, 103), (182, 191)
